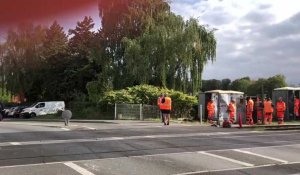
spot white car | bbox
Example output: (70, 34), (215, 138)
(21, 101), (65, 118)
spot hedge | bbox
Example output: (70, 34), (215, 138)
(99, 85), (197, 118)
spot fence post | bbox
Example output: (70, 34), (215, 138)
(140, 104), (143, 121)
(200, 104), (203, 125)
(114, 103), (117, 120)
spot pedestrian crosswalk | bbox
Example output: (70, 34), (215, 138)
(1, 143), (300, 175)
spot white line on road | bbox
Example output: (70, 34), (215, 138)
(9, 142), (21, 145)
(173, 164), (275, 175)
(64, 162), (95, 175)
(234, 149), (289, 163)
(61, 128), (70, 131)
(198, 151), (254, 167)
(1, 132), (300, 147)
(85, 127), (96, 130)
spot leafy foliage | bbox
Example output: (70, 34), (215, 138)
(100, 85), (197, 118)
(202, 75), (287, 97)
(2, 0), (216, 103)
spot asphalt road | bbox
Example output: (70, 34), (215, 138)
(0, 120), (300, 175)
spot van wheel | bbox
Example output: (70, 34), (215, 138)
(30, 113), (36, 118)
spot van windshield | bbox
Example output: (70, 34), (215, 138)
(29, 103), (37, 108)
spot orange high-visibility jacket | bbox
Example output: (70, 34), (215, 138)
(228, 102), (236, 117)
(295, 99), (300, 109)
(157, 97), (163, 109)
(160, 97), (172, 110)
(247, 99), (254, 112)
(207, 102), (215, 111)
(264, 101), (273, 113)
(276, 101), (286, 112)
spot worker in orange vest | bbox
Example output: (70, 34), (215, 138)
(157, 93), (164, 123)
(264, 98), (273, 125)
(276, 97), (286, 125)
(227, 99), (236, 124)
(295, 96), (300, 119)
(246, 97), (254, 125)
(207, 99), (215, 124)
(160, 93), (172, 125)
(256, 97), (263, 124)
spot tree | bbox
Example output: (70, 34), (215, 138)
(202, 79), (222, 92)
(122, 15), (217, 94)
(66, 16), (99, 99)
(98, 0), (171, 90)
(0, 44), (5, 96)
(221, 79), (231, 90)
(230, 77), (252, 94)
(40, 21), (69, 100)
(69, 16), (95, 56)
(43, 21), (68, 58)
(4, 23), (46, 101)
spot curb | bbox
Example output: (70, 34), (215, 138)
(234, 124), (300, 130)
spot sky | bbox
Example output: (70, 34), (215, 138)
(171, 0), (300, 85)
(0, 0), (299, 85)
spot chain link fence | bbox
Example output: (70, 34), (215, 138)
(68, 102), (160, 120)
(114, 103), (160, 120)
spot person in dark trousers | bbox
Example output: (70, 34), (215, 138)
(276, 97), (286, 125)
(160, 93), (172, 125)
(157, 93), (164, 123)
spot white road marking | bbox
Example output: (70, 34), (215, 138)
(108, 137), (124, 140)
(85, 127), (96, 130)
(173, 164), (276, 175)
(9, 142), (21, 145)
(61, 128), (70, 131)
(0, 152), (300, 172)
(144, 135), (155, 138)
(64, 162), (95, 175)
(0, 132), (300, 147)
(234, 149), (289, 164)
(198, 151), (254, 167)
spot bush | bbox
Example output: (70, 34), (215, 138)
(100, 85), (197, 118)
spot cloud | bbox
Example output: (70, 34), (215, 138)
(201, 7), (234, 26)
(262, 12), (300, 38)
(243, 11), (275, 24)
(171, 0), (300, 85)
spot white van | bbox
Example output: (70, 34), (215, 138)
(21, 101), (65, 118)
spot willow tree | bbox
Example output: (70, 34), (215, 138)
(123, 14), (216, 94)
(98, 0), (216, 94)
(98, 0), (170, 89)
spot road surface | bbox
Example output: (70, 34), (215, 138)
(0, 120), (299, 175)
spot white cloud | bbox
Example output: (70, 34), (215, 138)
(171, 0), (300, 85)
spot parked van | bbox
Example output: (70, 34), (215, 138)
(21, 101), (65, 118)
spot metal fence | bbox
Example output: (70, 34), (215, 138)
(114, 103), (160, 120)
(68, 102), (160, 120)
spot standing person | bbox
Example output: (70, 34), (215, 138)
(207, 99), (215, 124)
(294, 96), (300, 119)
(276, 97), (286, 125)
(264, 98), (273, 125)
(256, 97), (263, 124)
(246, 97), (254, 125)
(227, 99), (236, 124)
(61, 109), (72, 126)
(160, 93), (172, 125)
(157, 93), (164, 123)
